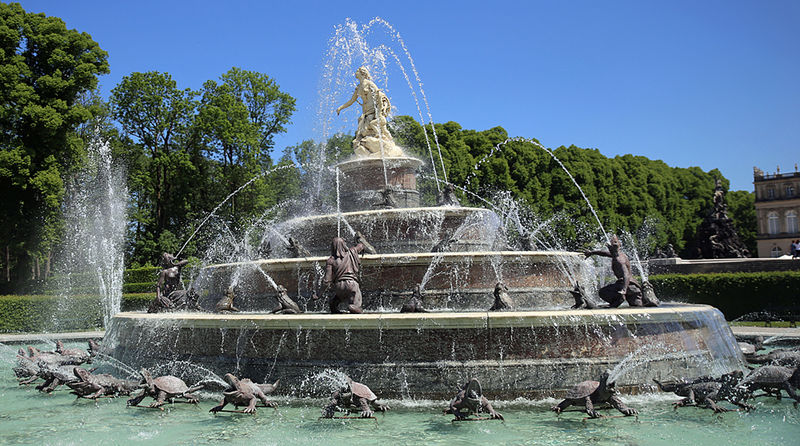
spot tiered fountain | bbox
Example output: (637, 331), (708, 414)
(104, 21), (744, 399)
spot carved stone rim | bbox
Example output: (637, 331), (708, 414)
(112, 303), (720, 330)
(279, 205), (493, 226)
(335, 156), (424, 173)
(204, 249), (583, 270)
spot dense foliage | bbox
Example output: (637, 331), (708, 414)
(0, 2), (109, 283)
(392, 116), (735, 255)
(110, 68), (298, 264)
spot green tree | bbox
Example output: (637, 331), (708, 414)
(0, 2), (108, 284)
(109, 71), (200, 263)
(110, 71), (197, 233)
(197, 67), (296, 223)
(390, 115), (735, 254)
(726, 190), (757, 255)
(110, 69), (297, 265)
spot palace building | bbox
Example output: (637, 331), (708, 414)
(753, 165), (800, 257)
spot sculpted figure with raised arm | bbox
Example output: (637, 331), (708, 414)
(336, 66), (404, 157)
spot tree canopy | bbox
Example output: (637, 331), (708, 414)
(109, 68), (297, 264)
(0, 2), (108, 283)
(391, 115), (741, 256)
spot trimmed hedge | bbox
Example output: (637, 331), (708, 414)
(650, 271), (800, 320)
(123, 266), (198, 284)
(0, 293), (152, 333)
(0, 294), (103, 333)
(123, 282), (155, 294)
(121, 293), (152, 312)
(123, 267), (160, 284)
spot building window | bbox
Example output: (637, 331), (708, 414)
(788, 210), (798, 234)
(767, 188), (775, 199)
(771, 246), (783, 258)
(768, 212), (780, 234)
(787, 185), (796, 197)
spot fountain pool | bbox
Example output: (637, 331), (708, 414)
(0, 343), (797, 446)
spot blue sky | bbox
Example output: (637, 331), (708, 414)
(19, 0), (800, 191)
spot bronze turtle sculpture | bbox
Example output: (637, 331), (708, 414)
(444, 377), (503, 420)
(322, 377), (390, 418)
(209, 373), (279, 413)
(551, 371), (637, 418)
(126, 369), (203, 408)
(67, 367), (138, 399)
(738, 340), (761, 358)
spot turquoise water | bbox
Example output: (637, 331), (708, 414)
(2, 344), (799, 445)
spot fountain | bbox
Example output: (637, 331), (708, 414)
(102, 19), (743, 401)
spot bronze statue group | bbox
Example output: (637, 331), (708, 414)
(147, 233), (660, 316)
(11, 233), (800, 421)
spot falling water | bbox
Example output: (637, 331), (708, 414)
(336, 167), (341, 237)
(466, 137), (610, 243)
(368, 17), (447, 182)
(176, 164), (293, 257)
(53, 132), (128, 329)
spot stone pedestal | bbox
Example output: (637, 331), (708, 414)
(336, 157), (423, 212)
(106, 304), (745, 399)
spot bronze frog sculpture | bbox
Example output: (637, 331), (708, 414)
(444, 378), (503, 420)
(215, 286), (240, 313)
(400, 284), (427, 313)
(488, 282), (513, 311)
(271, 285), (301, 314)
(286, 237), (312, 258)
(68, 367), (138, 399)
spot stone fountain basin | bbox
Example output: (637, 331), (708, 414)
(273, 206), (502, 256)
(105, 304), (745, 399)
(200, 251), (583, 311)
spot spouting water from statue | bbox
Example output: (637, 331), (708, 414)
(103, 17), (745, 399)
